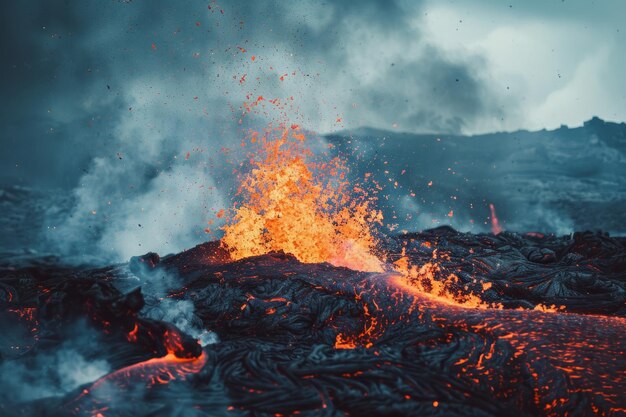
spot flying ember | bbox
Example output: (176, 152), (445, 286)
(221, 124), (385, 273)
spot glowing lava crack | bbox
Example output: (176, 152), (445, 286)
(2, 227), (626, 417)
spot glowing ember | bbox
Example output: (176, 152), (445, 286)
(334, 289), (381, 349)
(221, 125), (384, 272)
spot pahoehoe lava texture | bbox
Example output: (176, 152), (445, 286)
(1, 227), (625, 416)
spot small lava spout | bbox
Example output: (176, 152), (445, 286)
(393, 248), (498, 309)
(489, 203), (503, 235)
(221, 124), (384, 272)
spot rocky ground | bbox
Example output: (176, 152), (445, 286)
(0, 227), (625, 417)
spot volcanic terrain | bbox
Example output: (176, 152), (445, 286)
(1, 227), (625, 417)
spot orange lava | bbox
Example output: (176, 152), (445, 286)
(334, 333), (358, 349)
(393, 248), (499, 309)
(221, 124), (384, 272)
(391, 274), (626, 416)
(71, 335), (207, 415)
(91, 351), (207, 391)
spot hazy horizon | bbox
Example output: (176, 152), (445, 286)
(2, 1), (625, 260)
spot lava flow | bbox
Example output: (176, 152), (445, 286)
(391, 273), (626, 416)
(69, 330), (207, 417)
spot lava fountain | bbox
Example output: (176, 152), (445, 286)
(220, 124), (385, 272)
(219, 123), (497, 307)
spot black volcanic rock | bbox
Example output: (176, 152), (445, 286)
(1, 228), (625, 417)
(326, 118), (626, 235)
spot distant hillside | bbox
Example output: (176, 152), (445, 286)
(326, 117), (626, 235)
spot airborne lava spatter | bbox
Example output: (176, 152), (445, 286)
(218, 123), (522, 308)
(221, 124), (385, 273)
(219, 123), (505, 308)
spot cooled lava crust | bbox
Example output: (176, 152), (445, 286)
(1, 227), (625, 417)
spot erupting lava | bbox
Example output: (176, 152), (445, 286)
(393, 248), (499, 309)
(219, 123), (501, 308)
(221, 125), (384, 272)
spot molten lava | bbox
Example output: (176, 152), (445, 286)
(220, 123), (503, 308)
(393, 247), (500, 309)
(69, 328), (206, 416)
(221, 125), (384, 272)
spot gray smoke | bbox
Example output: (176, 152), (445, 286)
(0, 323), (110, 402)
(0, 0), (518, 262)
(1, 0), (624, 261)
(130, 261), (219, 347)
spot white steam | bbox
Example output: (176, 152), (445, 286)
(0, 334), (110, 402)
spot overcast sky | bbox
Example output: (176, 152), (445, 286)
(2, 0), (625, 186)
(1, 0), (624, 259)
(422, 0), (626, 132)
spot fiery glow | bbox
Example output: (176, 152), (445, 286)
(334, 333), (358, 349)
(221, 125), (384, 272)
(88, 351), (207, 392)
(71, 328), (206, 415)
(334, 289), (381, 349)
(219, 123), (502, 306)
(393, 248), (500, 309)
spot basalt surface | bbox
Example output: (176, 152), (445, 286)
(1, 227), (625, 417)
